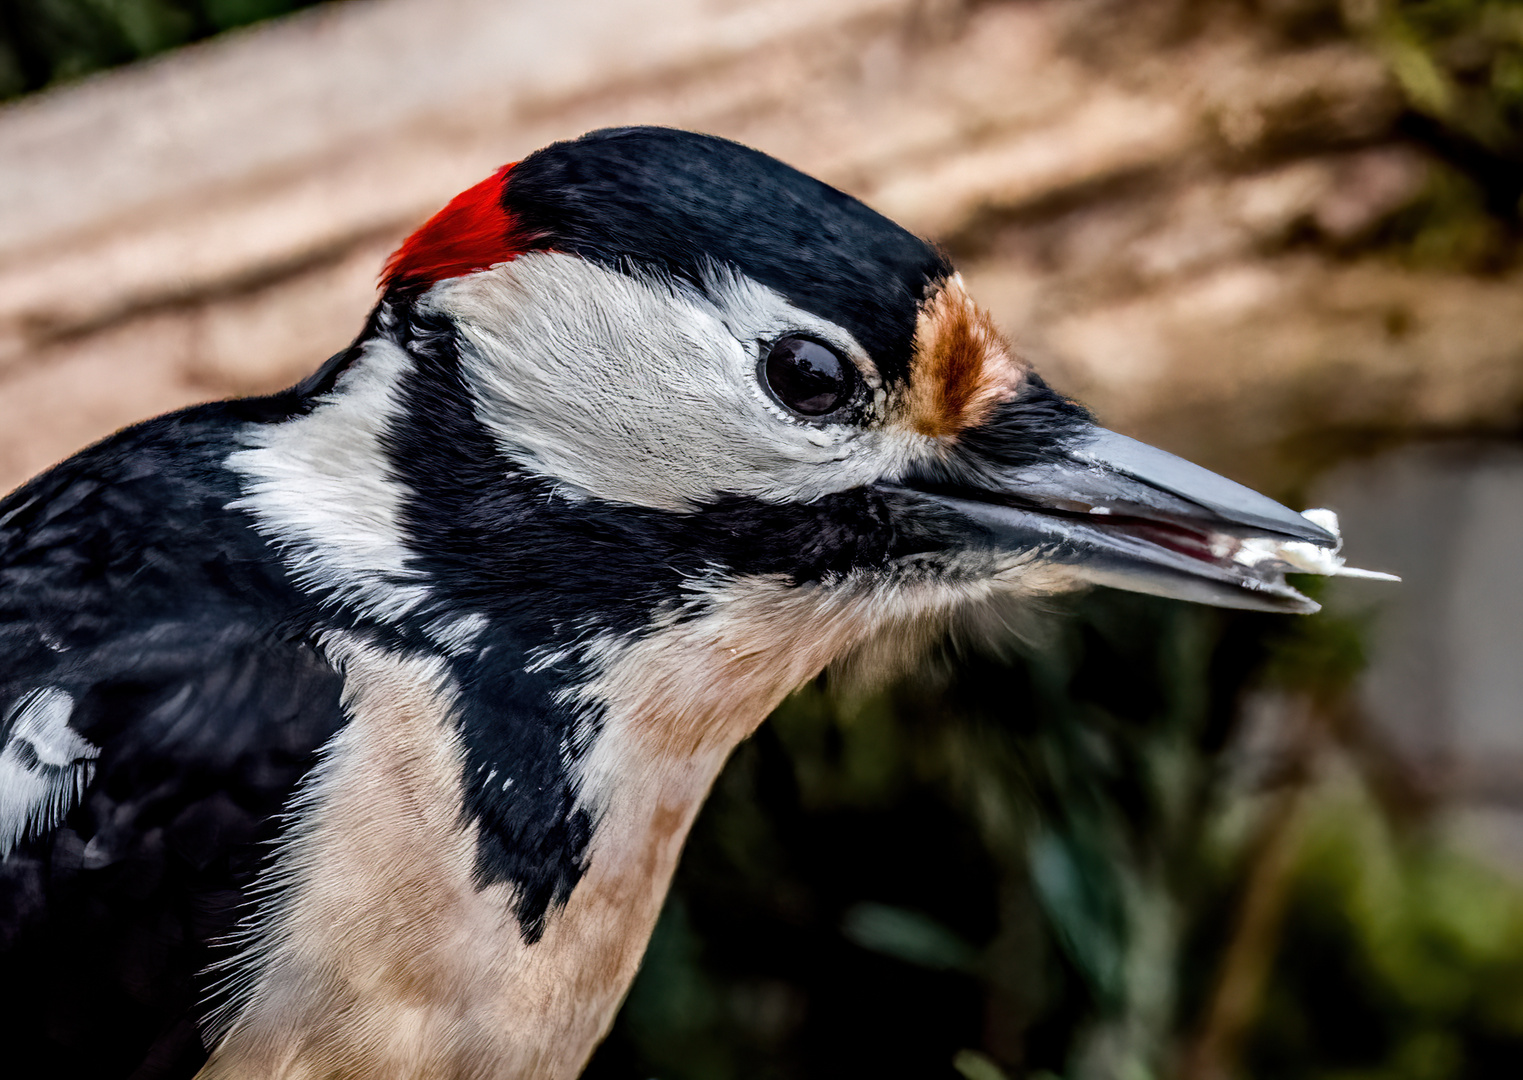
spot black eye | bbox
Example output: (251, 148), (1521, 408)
(762, 336), (856, 417)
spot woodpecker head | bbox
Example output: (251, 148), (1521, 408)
(235, 128), (1353, 909)
(355, 123), (1338, 637)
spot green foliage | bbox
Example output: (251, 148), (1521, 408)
(953, 1048), (1013, 1080)
(842, 902), (983, 975)
(1377, 0), (1523, 157)
(0, 0), (329, 100)
(1371, 162), (1510, 269)
(1347, 0), (1523, 262)
(1250, 782), (1523, 1078)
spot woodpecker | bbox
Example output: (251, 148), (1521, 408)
(0, 127), (1363, 1079)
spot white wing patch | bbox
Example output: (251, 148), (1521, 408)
(0, 688), (97, 857)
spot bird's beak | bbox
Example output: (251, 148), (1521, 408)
(881, 426), (1361, 614)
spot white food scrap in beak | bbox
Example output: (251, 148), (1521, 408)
(1236, 508), (1401, 582)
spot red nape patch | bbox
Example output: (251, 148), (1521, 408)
(381, 164), (522, 289)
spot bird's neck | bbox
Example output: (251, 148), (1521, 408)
(198, 581), (861, 1080)
(219, 340), (962, 1075)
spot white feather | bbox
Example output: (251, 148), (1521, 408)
(226, 338), (432, 625)
(0, 688), (96, 857)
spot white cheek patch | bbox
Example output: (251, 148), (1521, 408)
(430, 253), (932, 512)
(0, 688), (97, 857)
(227, 339), (432, 625)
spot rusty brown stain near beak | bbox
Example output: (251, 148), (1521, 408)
(901, 274), (1026, 440)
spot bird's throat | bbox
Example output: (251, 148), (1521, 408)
(195, 634), (754, 1080)
(198, 571), (953, 1079)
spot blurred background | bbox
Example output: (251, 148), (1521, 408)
(2, 1), (1522, 1077)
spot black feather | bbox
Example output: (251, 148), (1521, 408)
(0, 399), (344, 1079)
(494, 126), (952, 384)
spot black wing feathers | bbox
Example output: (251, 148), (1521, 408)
(0, 402), (344, 1079)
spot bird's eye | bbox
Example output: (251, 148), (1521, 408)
(761, 336), (856, 417)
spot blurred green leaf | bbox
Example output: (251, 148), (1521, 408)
(842, 902), (982, 974)
(952, 1048), (1010, 1080)
(1029, 830), (1127, 1009)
